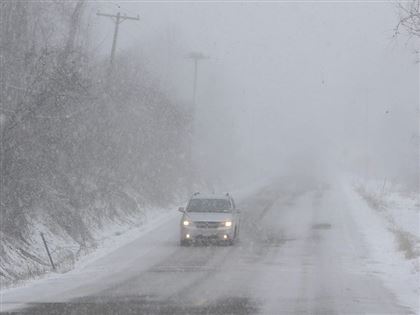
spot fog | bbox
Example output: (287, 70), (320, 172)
(87, 2), (419, 188)
(88, 1), (418, 189)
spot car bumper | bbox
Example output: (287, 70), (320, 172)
(181, 226), (234, 241)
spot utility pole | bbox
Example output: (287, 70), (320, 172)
(187, 52), (208, 107)
(97, 11), (140, 66)
(185, 52), (208, 189)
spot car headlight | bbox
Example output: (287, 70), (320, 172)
(183, 220), (190, 226)
(225, 221), (232, 227)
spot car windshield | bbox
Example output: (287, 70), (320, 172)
(187, 199), (231, 213)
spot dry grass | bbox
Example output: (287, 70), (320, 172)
(393, 229), (420, 259)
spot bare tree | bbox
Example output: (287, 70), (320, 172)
(61, 0), (86, 65)
(396, 0), (420, 38)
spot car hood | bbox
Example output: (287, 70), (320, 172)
(185, 212), (233, 222)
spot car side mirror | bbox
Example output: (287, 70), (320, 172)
(178, 207), (185, 213)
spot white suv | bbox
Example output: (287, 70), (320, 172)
(178, 193), (240, 246)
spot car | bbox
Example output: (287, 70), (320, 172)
(178, 193), (240, 246)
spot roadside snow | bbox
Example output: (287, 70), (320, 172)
(341, 178), (420, 314)
(0, 206), (176, 293)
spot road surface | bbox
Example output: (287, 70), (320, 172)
(0, 179), (413, 314)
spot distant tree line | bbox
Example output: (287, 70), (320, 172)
(0, 1), (193, 239)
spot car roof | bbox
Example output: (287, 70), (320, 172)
(190, 193), (231, 200)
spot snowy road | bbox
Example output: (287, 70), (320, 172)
(1, 180), (414, 314)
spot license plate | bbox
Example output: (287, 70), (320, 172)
(198, 230), (216, 237)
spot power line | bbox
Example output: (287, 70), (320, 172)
(96, 11), (140, 67)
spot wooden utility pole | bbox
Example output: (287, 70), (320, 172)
(186, 52), (208, 107)
(96, 11), (140, 66)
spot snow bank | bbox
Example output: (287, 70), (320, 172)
(0, 184), (181, 290)
(342, 178), (420, 313)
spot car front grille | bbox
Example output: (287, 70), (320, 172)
(194, 221), (222, 229)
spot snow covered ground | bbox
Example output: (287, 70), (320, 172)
(0, 204), (174, 289)
(343, 178), (420, 313)
(1, 176), (418, 314)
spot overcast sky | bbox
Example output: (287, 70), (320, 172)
(88, 1), (419, 186)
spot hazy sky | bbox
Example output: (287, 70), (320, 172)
(88, 1), (419, 185)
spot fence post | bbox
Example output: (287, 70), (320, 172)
(40, 232), (56, 271)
